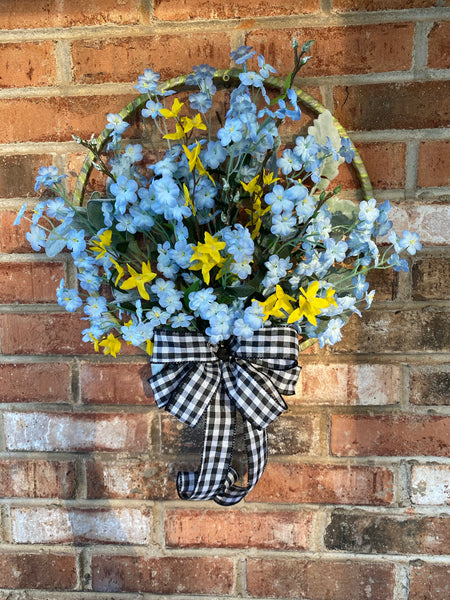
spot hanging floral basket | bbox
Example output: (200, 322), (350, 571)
(17, 43), (421, 504)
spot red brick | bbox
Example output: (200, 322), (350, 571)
(0, 460), (75, 498)
(10, 507), (151, 544)
(428, 21), (450, 69)
(86, 459), (178, 500)
(418, 140), (450, 187)
(337, 142), (406, 190)
(92, 555), (234, 594)
(411, 465), (450, 505)
(412, 255), (450, 300)
(247, 23), (413, 77)
(334, 81), (450, 130)
(331, 415), (450, 457)
(247, 559), (395, 600)
(0, 261), (65, 303)
(409, 366), (450, 405)
(294, 363), (401, 405)
(4, 411), (148, 452)
(247, 463), (394, 505)
(0, 362), (71, 402)
(333, 0), (444, 10)
(0, 210), (34, 253)
(0, 41), (56, 87)
(72, 33), (231, 84)
(410, 564), (450, 600)
(333, 307), (450, 354)
(155, 0), (319, 19)
(325, 512), (450, 554)
(0, 0), (141, 29)
(0, 94), (135, 143)
(80, 362), (153, 404)
(0, 154), (54, 198)
(0, 553), (77, 590)
(165, 509), (314, 550)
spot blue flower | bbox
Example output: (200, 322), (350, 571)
(318, 318), (345, 348)
(387, 252), (409, 272)
(271, 212), (297, 237)
(399, 230), (422, 255)
(170, 312), (194, 328)
(339, 137), (355, 164)
(265, 185), (294, 215)
(142, 98), (163, 119)
(230, 45), (256, 65)
(222, 224), (254, 262)
(359, 198), (380, 224)
(232, 318), (254, 338)
(66, 229), (86, 255)
(13, 203), (27, 226)
(110, 175), (138, 214)
(189, 91), (212, 113)
(56, 280), (82, 312)
(294, 134), (320, 162)
(217, 118), (245, 146)
(277, 149), (302, 175)
(84, 295), (108, 319)
(352, 274), (369, 300)
(34, 166), (66, 191)
(239, 71), (265, 88)
(123, 144), (143, 163)
(26, 225), (46, 251)
(203, 140), (227, 169)
(257, 54), (276, 79)
(243, 302), (265, 330)
(116, 213), (137, 234)
(135, 68), (160, 94)
(189, 288), (216, 318)
(105, 113), (129, 135)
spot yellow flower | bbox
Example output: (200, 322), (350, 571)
(110, 258), (124, 286)
(163, 122), (185, 140)
(180, 113), (207, 133)
(146, 339), (154, 356)
(183, 183), (196, 216)
(241, 175), (262, 198)
(189, 232), (226, 284)
(89, 333), (100, 352)
(159, 98), (184, 119)
(90, 229), (112, 259)
(260, 285), (295, 321)
(287, 281), (337, 326)
(99, 333), (121, 358)
(120, 261), (157, 300)
(182, 143), (215, 185)
(245, 196), (270, 239)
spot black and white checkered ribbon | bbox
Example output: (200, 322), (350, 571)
(148, 326), (301, 505)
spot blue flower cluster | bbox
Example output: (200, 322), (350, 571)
(16, 44), (422, 356)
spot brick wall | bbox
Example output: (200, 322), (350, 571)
(0, 0), (449, 598)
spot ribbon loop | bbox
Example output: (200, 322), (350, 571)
(149, 326), (300, 504)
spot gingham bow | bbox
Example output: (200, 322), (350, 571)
(149, 326), (301, 505)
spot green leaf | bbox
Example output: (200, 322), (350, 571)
(86, 198), (108, 230)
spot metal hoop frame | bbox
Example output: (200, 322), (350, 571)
(73, 69), (374, 205)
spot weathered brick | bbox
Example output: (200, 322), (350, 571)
(333, 0), (444, 10)
(0, 460), (75, 498)
(293, 363), (401, 405)
(4, 412), (148, 452)
(366, 266), (399, 301)
(0, 95), (134, 144)
(0, 363), (71, 403)
(428, 21), (450, 69)
(333, 307), (450, 354)
(411, 465), (450, 505)
(338, 142), (406, 190)
(0, 41), (56, 88)
(247, 463), (394, 505)
(331, 415), (450, 456)
(92, 555), (234, 594)
(80, 362), (153, 404)
(72, 33), (231, 84)
(10, 507), (151, 544)
(409, 366), (450, 405)
(247, 559), (395, 600)
(160, 412), (318, 456)
(0, 553), (77, 590)
(334, 81), (450, 130)
(0, 0), (141, 29)
(247, 23), (413, 77)
(155, 0), (320, 19)
(388, 203), (450, 246)
(325, 512), (450, 554)
(412, 255), (450, 300)
(418, 140), (450, 187)
(0, 210), (35, 253)
(165, 509), (314, 550)
(0, 261), (65, 303)
(410, 564), (450, 600)
(0, 154), (55, 199)
(86, 459), (178, 500)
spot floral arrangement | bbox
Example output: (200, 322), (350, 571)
(16, 42), (421, 358)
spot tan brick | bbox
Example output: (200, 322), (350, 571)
(0, 363), (71, 403)
(72, 33), (231, 84)
(388, 203), (450, 246)
(412, 255), (450, 300)
(331, 415), (450, 456)
(0, 0), (141, 29)
(4, 411), (148, 452)
(246, 23), (413, 77)
(409, 366), (450, 405)
(0, 154), (54, 199)
(247, 463), (394, 505)
(10, 507), (152, 544)
(334, 81), (450, 130)
(0, 553), (77, 590)
(411, 465), (450, 505)
(247, 559), (395, 600)
(92, 555), (234, 594)
(0, 460), (75, 498)
(165, 509), (314, 549)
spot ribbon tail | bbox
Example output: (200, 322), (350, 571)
(176, 380), (236, 501)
